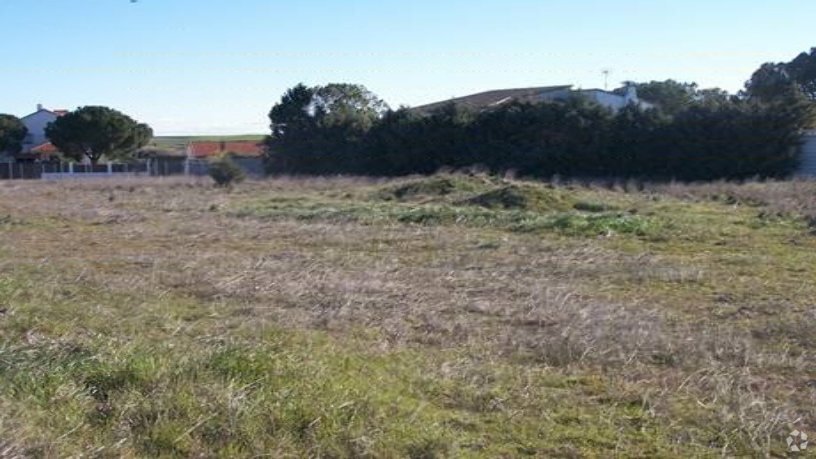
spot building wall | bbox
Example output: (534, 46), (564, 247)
(797, 132), (816, 177)
(567, 88), (653, 112)
(581, 90), (629, 111)
(232, 157), (265, 177)
(183, 157), (265, 177)
(539, 88), (573, 103)
(20, 110), (58, 152)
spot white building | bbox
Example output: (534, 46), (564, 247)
(413, 83), (653, 115)
(797, 130), (816, 177)
(574, 85), (653, 112)
(18, 104), (67, 156)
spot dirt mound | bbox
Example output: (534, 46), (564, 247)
(376, 175), (495, 201)
(461, 184), (572, 212)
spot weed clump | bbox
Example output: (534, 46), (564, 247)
(209, 156), (245, 187)
(461, 184), (573, 212)
(573, 200), (617, 213)
(376, 175), (495, 201)
(539, 213), (661, 237)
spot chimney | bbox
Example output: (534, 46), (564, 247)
(37, 103), (44, 111)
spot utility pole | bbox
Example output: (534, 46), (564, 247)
(602, 69), (612, 91)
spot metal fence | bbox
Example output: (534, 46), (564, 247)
(0, 162), (152, 180)
(0, 163), (42, 180)
(0, 157), (265, 181)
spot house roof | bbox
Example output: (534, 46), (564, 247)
(187, 140), (265, 158)
(412, 85), (573, 114)
(20, 108), (68, 120)
(30, 142), (60, 154)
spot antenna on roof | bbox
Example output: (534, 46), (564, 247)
(601, 69), (613, 91)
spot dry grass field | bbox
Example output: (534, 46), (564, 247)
(1, 174), (816, 457)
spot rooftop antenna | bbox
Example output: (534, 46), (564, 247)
(601, 68), (612, 91)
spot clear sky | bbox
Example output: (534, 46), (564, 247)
(1, 0), (814, 135)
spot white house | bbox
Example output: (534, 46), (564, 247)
(413, 83), (653, 115)
(18, 104), (67, 156)
(573, 85), (652, 112)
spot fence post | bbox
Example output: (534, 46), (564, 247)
(107, 162), (113, 175)
(69, 163), (74, 175)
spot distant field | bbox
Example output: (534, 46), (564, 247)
(1, 174), (815, 456)
(149, 134), (266, 151)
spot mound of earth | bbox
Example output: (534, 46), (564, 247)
(376, 175), (496, 201)
(461, 184), (573, 212)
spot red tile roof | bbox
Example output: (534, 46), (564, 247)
(52, 110), (69, 117)
(187, 141), (265, 158)
(30, 142), (60, 154)
(14, 142), (59, 160)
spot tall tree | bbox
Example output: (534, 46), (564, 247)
(745, 62), (797, 102)
(627, 80), (698, 116)
(311, 83), (389, 133)
(623, 80), (731, 115)
(787, 48), (816, 100)
(45, 106), (152, 165)
(0, 114), (28, 155)
(267, 83), (316, 145)
(745, 48), (816, 102)
(265, 83), (388, 173)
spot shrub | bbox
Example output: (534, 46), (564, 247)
(209, 156), (245, 187)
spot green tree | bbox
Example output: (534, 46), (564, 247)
(788, 48), (816, 99)
(311, 83), (389, 133)
(620, 80), (732, 116)
(265, 83), (388, 173)
(628, 80), (697, 116)
(208, 155), (245, 187)
(45, 106), (152, 165)
(0, 114), (28, 155)
(744, 63), (797, 102)
(745, 48), (816, 102)
(267, 83), (316, 146)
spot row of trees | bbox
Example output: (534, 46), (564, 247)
(0, 106), (152, 165)
(265, 49), (816, 181)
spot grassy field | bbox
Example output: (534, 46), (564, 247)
(1, 174), (815, 457)
(149, 135), (266, 151)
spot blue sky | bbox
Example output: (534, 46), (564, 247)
(1, 0), (814, 135)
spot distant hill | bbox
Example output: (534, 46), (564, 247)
(149, 135), (266, 151)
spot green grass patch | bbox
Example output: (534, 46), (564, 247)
(4, 176), (816, 457)
(460, 183), (574, 212)
(235, 196), (663, 239)
(374, 174), (498, 202)
(0, 277), (689, 457)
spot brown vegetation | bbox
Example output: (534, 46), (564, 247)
(0, 175), (815, 456)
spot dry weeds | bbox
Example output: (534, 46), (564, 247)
(1, 175), (815, 456)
